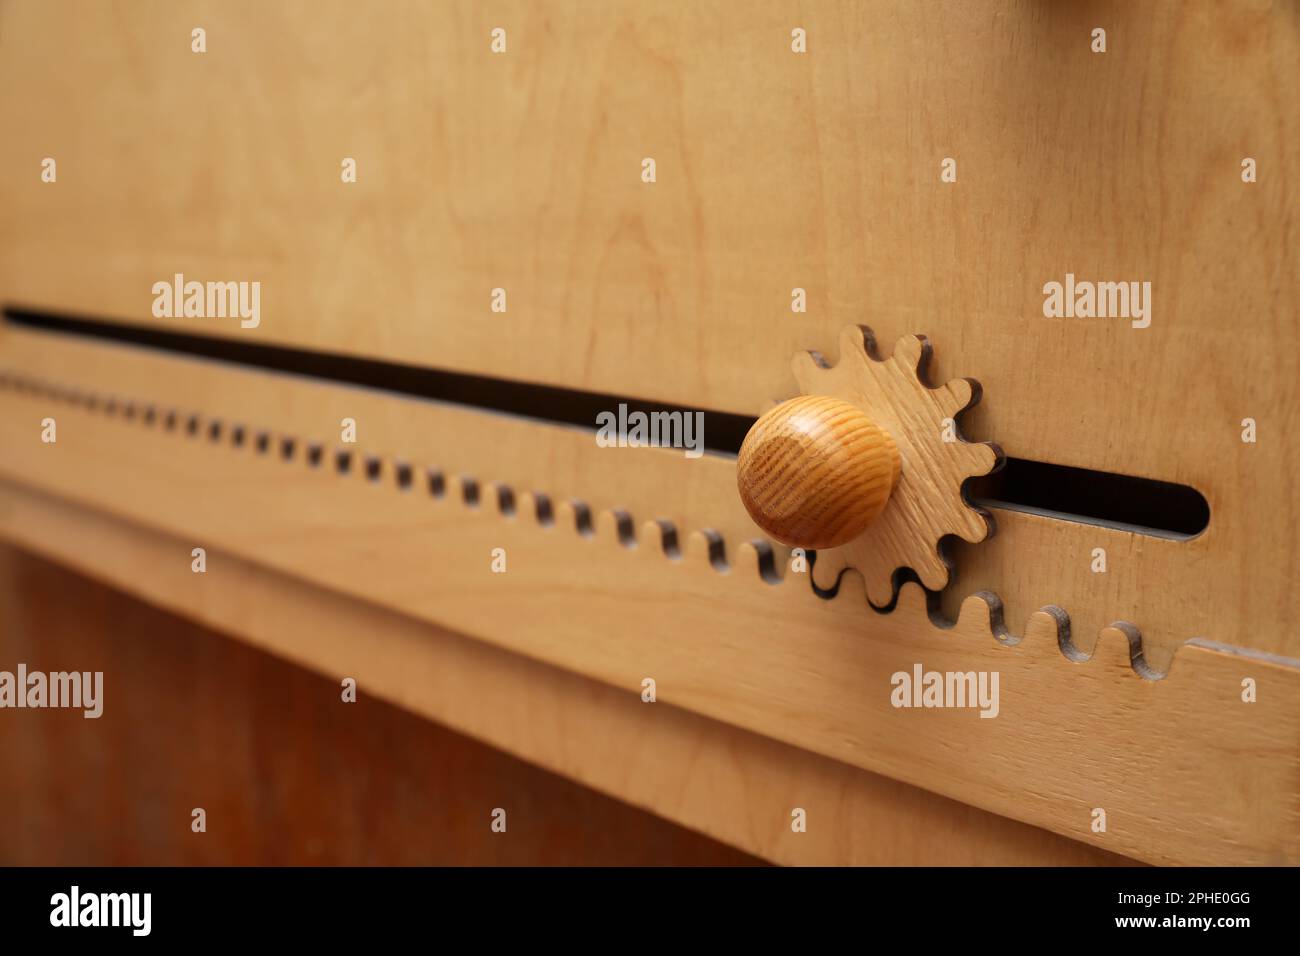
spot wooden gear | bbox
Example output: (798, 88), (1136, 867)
(738, 326), (1002, 606)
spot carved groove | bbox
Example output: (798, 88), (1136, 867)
(0, 368), (1187, 679)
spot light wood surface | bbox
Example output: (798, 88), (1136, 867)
(2, 1), (1296, 674)
(1, 0), (1291, 452)
(1, 378), (1296, 865)
(0, 521), (1131, 867)
(2, 323), (1291, 676)
(737, 394), (899, 550)
(0, 0), (1296, 867)
(792, 328), (998, 604)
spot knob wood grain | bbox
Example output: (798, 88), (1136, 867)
(736, 395), (900, 550)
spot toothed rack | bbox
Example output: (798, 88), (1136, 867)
(2, 327), (1298, 867)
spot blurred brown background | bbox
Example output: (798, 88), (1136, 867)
(0, 544), (758, 865)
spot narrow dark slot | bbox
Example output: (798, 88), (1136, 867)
(611, 510), (635, 547)
(968, 459), (1209, 540)
(655, 519), (681, 559)
(394, 461), (413, 491)
(571, 501), (595, 536)
(461, 477), (480, 507)
(3, 307), (1209, 539)
(2, 308), (752, 453)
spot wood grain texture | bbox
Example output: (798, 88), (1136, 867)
(0, 528), (1132, 867)
(0, 545), (761, 866)
(1, 384), (1296, 865)
(737, 394), (898, 549)
(0, 0), (1292, 471)
(1, 0), (1293, 872)
(792, 328), (998, 604)
(0, 2), (1298, 672)
(3, 324), (1294, 675)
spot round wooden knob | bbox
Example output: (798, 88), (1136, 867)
(737, 396), (900, 550)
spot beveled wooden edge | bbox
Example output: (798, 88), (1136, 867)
(0, 349), (1255, 680)
(2, 381), (1298, 865)
(0, 484), (1129, 867)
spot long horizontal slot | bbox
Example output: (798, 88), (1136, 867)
(3, 307), (1209, 538)
(969, 459), (1208, 540)
(2, 308), (753, 454)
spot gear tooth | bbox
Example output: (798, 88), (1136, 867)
(956, 591), (1000, 631)
(856, 324), (885, 360)
(949, 500), (992, 542)
(890, 334), (928, 372)
(895, 581), (929, 616)
(936, 505), (979, 546)
(983, 441), (1008, 474)
(791, 349), (829, 389)
(595, 508), (636, 546)
(1094, 623), (1140, 671)
(967, 502), (993, 546)
(733, 538), (761, 568)
(735, 539), (781, 583)
(1105, 621), (1161, 679)
(513, 490), (539, 521)
(838, 325), (872, 365)
(944, 376), (975, 411)
(555, 499), (585, 535)
(683, 530), (711, 565)
(912, 545), (952, 592)
(863, 567), (899, 607)
(810, 548), (848, 592)
(938, 379), (989, 427)
(841, 565), (870, 601)
(1026, 606), (1068, 648)
(943, 440), (996, 484)
(684, 529), (728, 571)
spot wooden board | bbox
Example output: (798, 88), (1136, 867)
(0, 0), (1292, 461)
(2, 324), (1294, 676)
(0, 529), (1128, 867)
(1, 1), (1296, 678)
(2, 378), (1296, 865)
(1, 0), (1296, 868)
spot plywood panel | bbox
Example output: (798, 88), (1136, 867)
(0, 1), (1293, 468)
(1, 1), (1295, 675)
(1, 326), (1292, 673)
(0, 536), (1129, 867)
(1, 387), (1295, 865)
